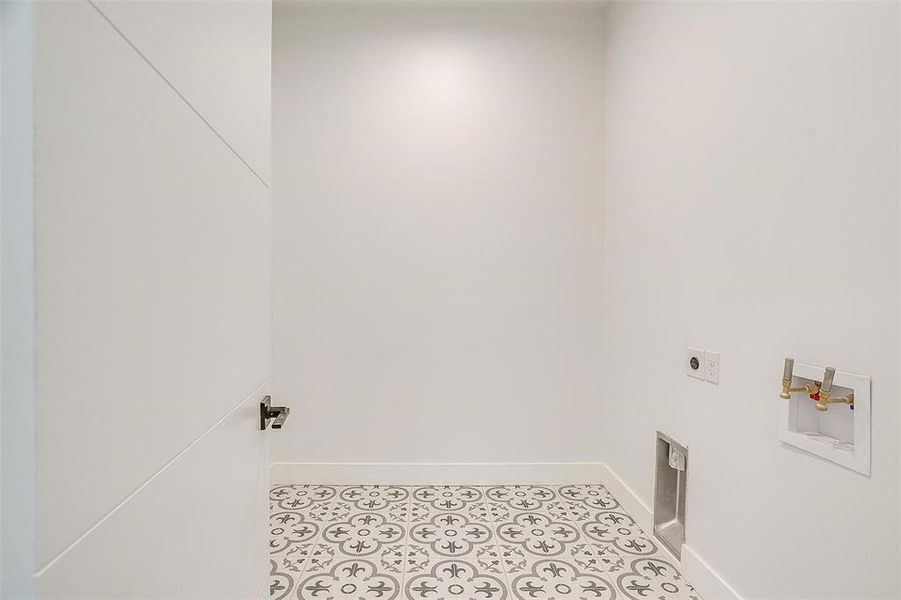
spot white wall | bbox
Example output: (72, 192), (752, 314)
(272, 4), (605, 466)
(32, 1), (272, 597)
(602, 2), (900, 598)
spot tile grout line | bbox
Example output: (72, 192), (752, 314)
(399, 485), (414, 595)
(483, 485), (515, 595)
(567, 485), (620, 585)
(567, 485), (612, 578)
(85, 0), (271, 190)
(272, 484), (335, 597)
(559, 484), (587, 561)
(583, 483), (691, 597)
(37, 378), (271, 577)
(290, 485), (333, 592)
(574, 483), (632, 585)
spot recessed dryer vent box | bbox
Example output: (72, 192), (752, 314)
(779, 362), (871, 476)
(654, 431), (687, 559)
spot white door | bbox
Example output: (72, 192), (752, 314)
(24, 1), (272, 597)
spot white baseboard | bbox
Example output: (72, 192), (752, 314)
(681, 545), (744, 600)
(595, 463), (654, 534)
(269, 461), (741, 600)
(269, 462), (608, 485)
(597, 464), (742, 600)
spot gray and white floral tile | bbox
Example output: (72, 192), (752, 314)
(495, 511), (581, 558)
(486, 485), (558, 513)
(404, 486), (506, 593)
(560, 484), (622, 513)
(616, 556), (701, 600)
(407, 558), (507, 600)
(410, 511), (492, 554)
(321, 512), (406, 557)
(340, 485), (410, 512)
(269, 483), (701, 599)
(269, 510), (319, 556)
(270, 484), (338, 512)
(582, 510), (660, 556)
(296, 557), (403, 600)
(571, 540), (626, 575)
(510, 558), (617, 600)
(413, 485), (483, 511)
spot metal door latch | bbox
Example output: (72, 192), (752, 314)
(260, 396), (290, 430)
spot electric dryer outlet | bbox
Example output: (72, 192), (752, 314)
(686, 348), (719, 384)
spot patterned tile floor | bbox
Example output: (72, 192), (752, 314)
(269, 484), (700, 600)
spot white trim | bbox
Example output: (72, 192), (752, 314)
(269, 462), (608, 485)
(597, 464), (742, 600)
(681, 544), (744, 600)
(595, 463), (654, 534)
(257, 564), (270, 600)
(0, 1), (36, 596)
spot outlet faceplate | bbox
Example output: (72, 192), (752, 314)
(686, 348), (704, 379)
(705, 351), (720, 384)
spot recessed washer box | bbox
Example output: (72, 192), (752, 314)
(779, 362), (871, 476)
